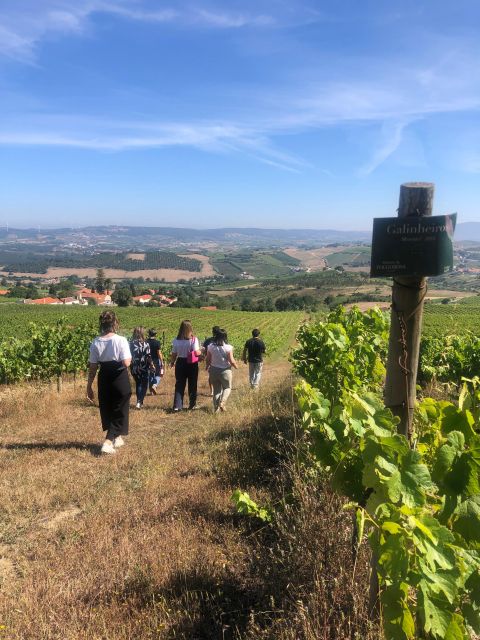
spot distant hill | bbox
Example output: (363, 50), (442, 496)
(0, 225), (370, 247)
(454, 222), (480, 242)
(2, 221), (476, 245)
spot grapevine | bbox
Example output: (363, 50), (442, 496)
(292, 307), (480, 640)
(0, 309), (303, 385)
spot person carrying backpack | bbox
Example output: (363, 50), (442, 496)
(242, 328), (266, 389)
(129, 326), (153, 409)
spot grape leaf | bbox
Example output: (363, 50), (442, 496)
(418, 580), (456, 638)
(444, 613), (469, 640)
(453, 497), (480, 547)
(378, 534), (409, 580)
(462, 602), (480, 634)
(381, 583), (415, 640)
(441, 406), (476, 444)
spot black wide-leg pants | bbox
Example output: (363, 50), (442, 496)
(174, 358), (198, 410)
(98, 361), (131, 441)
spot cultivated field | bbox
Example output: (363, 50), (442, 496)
(0, 307), (303, 359)
(0, 253), (215, 282)
(284, 245), (371, 271)
(2, 301), (477, 638)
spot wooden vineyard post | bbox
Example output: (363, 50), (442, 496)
(369, 182), (435, 619)
(384, 182), (434, 440)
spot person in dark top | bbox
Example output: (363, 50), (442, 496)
(203, 326), (220, 397)
(147, 328), (164, 395)
(242, 328), (266, 389)
(129, 326), (153, 409)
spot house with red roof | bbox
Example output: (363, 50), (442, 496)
(133, 294), (153, 304)
(24, 297), (62, 305)
(77, 290), (112, 305)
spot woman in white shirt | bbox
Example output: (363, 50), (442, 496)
(87, 311), (132, 454)
(206, 329), (238, 412)
(170, 320), (202, 411)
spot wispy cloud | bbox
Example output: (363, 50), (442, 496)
(0, 117), (309, 171)
(1, 5), (480, 175)
(0, 0), (283, 62)
(357, 121), (409, 176)
(1, 54), (480, 173)
(193, 9), (274, 28)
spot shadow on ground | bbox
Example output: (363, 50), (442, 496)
(1, 441), (101, 456)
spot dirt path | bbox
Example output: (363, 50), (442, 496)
(0, 361), (292, 639)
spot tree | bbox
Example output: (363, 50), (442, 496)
(95, 268), (106, 294)
(275, 297), (290, 311)
(104, 277), (113, 293)
(264, 297), (275, 312)
(241, 298), (253, 311)
(112, 287), (132, 307)
(8, 284), (39, 299)
(57, 280), (75, 298)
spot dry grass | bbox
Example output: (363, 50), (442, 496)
(0, 363), (376, 639)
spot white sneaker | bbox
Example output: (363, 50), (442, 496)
(114, 436), (125, 448)
(135, 402), (141, 409)
(101, 441), (116, 455)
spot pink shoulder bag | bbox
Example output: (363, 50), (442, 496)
(187, 337), (199, 364)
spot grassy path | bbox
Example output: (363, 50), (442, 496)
(0, 361), (293, 639)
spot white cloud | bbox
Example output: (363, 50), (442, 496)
(357, 121), (409, 177)
(193, 9), (274, 28)
(0, 117), (308, 171)
(0, 24), (35, 61)
(1, 7), (480, 175)
(0, 0), (283, 62)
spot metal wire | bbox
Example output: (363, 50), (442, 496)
(391, 279), (428, 442)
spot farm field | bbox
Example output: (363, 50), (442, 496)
(0, 306), (303, 359)
(0, 303), (478, 638)
(211, 250), (298, 279)
(0, 263), (214, 282)
(423, 295), (480, 335)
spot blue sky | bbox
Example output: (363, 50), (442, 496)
(1, 0), (480, 230)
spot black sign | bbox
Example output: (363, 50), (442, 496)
(370, 213), (457, 278)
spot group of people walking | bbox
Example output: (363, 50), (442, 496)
(87, 311), (266, 454)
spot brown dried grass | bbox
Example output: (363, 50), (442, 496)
(0, 364), (376, 639)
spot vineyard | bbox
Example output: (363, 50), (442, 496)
(0, 307), (302, 384)
(0, 250), (202, 274)
(423, 296), (480, 336)
(291, 307), (480, 640)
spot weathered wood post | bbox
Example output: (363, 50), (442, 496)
(384, 182), (434, 440)
(369, 182), (435, 618)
